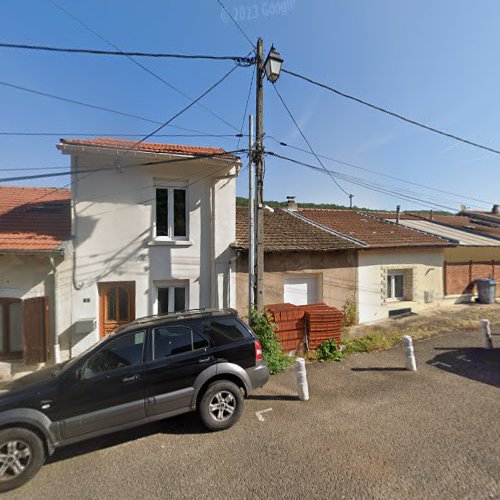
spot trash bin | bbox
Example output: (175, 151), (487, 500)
(476, 279), (497, 304)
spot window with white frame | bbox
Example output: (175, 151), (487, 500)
(157, 285), (187, 314)
(155, 187), (187, 239)
(386, 270), (405, 301)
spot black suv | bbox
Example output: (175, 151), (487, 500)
(0, 308), (269, 491)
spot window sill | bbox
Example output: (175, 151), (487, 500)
(385, 299), (414, 305)
(147, 239), (193, 247)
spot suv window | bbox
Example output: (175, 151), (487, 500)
(203, 317), (252, 346)
(82, 331), (145, 379)
(153, 325), (208, 359)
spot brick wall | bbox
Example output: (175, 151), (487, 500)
(444, 260), (499, 296)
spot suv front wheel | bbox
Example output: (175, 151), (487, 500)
(198, 380), (244, 431)
(0, 427), (45, 492)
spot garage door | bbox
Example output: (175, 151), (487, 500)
(284, 276), (319, 305)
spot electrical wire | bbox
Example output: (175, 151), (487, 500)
(0, 132), (245, 138)
(282, 67), (500, 156)
(272, 84), (351, 197)
(216, 0), (255, 49)
(266, 135), (494, 207)
(267, 151), (459, 212)
(46, 0), (246, 133)
(0, 149), (247, 184)
(0, 80), (218, 135)
(0, 42), (254, 64)
(237, 65), (256, 149)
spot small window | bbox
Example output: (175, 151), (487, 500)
(82, 331), (145, 379)
(157, 285), (187, 315)
(155, 187), (187, 239)
(387, 271), (405, 301)
(152, 325), (208, 359)
(203, 317), (252, 346)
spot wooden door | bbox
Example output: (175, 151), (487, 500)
(22, 297), (48, 365)
(0, 299), (24, 359)
(99, 282), (136, 338)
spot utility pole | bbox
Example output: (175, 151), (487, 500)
(248, 114), (255, 318)
(254, 38), (265, 313)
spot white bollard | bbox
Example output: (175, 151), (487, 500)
(480, 319), (494, 349)
(295, 357), (309, 401)
(403, 335), (417, 371)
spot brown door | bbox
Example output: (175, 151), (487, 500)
(0, 299), (24, 360)
(22, 297), (48, 365)
(99, 282), (135, 338)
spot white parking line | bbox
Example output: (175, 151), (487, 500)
(255, 408), (273, 422)
(431, 361), (452, 368)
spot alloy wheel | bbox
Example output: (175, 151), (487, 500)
(0, 440), (32, 481)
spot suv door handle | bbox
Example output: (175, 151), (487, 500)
(198, 356), (214, 364)
(121, 374), (140, 383)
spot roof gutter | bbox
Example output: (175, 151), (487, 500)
(284, 209), (368, 247)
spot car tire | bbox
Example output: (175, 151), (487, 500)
(198, 380), (244, 431)
(0, 427), (46, 492)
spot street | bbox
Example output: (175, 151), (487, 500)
(7, 328), (500, 500)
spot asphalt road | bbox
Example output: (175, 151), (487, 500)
(6, 329), (500, 500)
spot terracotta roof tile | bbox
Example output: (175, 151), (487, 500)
(59, 137), (238, 159)
(0, 186), (71, 251)
(233, 207), (360, 252)
(297, 209), (450, 248)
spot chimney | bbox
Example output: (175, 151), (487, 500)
(492, 204), (499, 215)
(429, 209), (433, 220)
(286, 196), (298, 211)
(396, 205), (401, 224)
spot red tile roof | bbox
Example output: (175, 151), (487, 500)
(0, 186), (71, 252)
(59, 137), (238, 159)
(297, 209), (450, 248)
(234, 207), (360, 252)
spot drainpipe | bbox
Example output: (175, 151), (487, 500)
(49, 256), (61, 364)
(210, 178), (217, 308)
(396, 205), (401, 224)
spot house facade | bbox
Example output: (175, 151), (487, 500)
(57, 138), (240, 357)
(0, 186), (72, 369)
(235, 204), (454, 324)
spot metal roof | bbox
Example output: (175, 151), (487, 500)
(394, 220), (500, 246)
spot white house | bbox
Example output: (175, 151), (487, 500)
(57, 137), (241, 357)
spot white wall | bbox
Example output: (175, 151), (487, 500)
(0, 251), (72, 362)
(63, 147), (239, 355)
(357, 248), (445, 323)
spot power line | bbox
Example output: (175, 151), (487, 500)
(267, 151), (459, 212)
(237, 65), (256, 149)
(216, 0), (255, 49)
(267, 135), (494, 207)
(129, 63), (241, 149)
(46, 0), (245, 133)
(0, 149), (247, 184)
(0, 42), (255, 64)
(272, 83), (351, 197)
(0, 132), (245, 138)
(0, 80), (217, 135)
(283, 67), (500, 156)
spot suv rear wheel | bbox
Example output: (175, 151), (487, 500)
(0, 427), (45, 492)
(198, 380), (244, 431)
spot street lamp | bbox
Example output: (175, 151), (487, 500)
(264, 45), (283, 83)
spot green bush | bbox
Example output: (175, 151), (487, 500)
(342, 299), (358, 327)
(250, 309), (293, 375)
(316, 338), (344, 362)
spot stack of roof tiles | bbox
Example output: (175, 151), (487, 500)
(266, 302), (343, 352)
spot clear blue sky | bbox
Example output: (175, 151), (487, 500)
(1, 0), (499, 211)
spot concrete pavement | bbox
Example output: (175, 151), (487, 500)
(6, 328), (500, 499)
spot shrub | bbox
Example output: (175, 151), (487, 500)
(250, 309), (293, 375)
(342, 299), (358, 327)
(316, 338), (344, 362)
